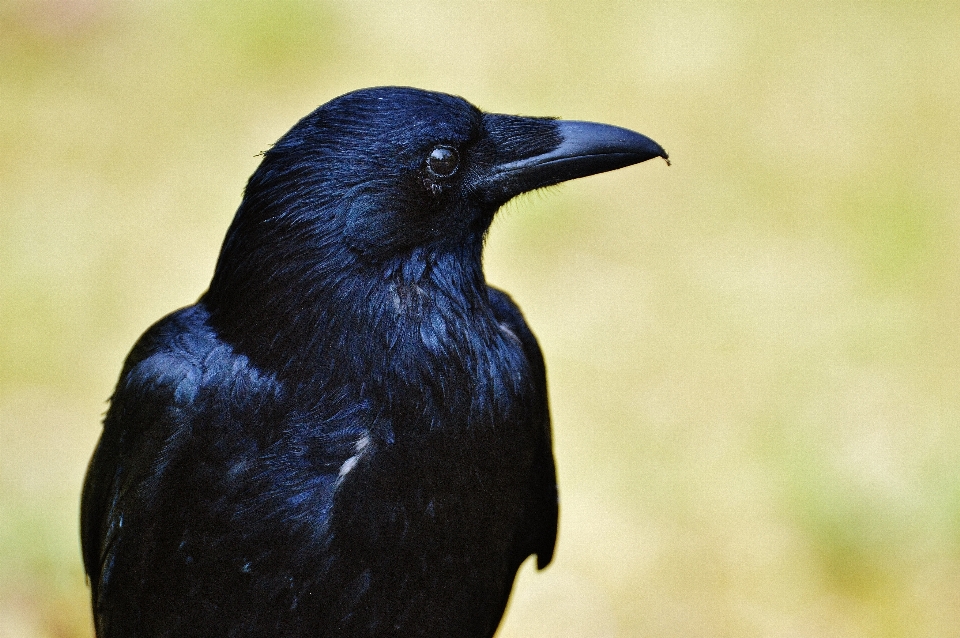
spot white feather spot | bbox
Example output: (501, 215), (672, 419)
(338, 435), (371, 479)
(355, 434), (370, 453)
(339, 455), (359, 478)
(499, 322), (521, 345)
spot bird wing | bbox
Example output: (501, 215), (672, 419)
(80, 305), (239, 604)
(486, 286), (558, 569)
(81, 304), (355, 635)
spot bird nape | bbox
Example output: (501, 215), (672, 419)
(81, 86), (667, 638)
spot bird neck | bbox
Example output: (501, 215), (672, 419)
(203, 235), (493, 385)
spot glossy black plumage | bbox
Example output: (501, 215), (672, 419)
(81, 87), (667, 637)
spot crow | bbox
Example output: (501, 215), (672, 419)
(81, 86), (667, 638)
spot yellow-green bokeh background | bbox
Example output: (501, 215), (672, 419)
(3, 1), (960, 636)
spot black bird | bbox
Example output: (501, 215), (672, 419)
(81, 86), (667, 638)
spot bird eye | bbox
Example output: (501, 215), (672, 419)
(426, 146), (459, 177)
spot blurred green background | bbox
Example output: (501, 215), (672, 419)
(2, 1), (960, 636)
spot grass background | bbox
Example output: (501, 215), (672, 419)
(2, 1), (960, 636)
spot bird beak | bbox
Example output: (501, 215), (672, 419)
(476, 119), (669, 206)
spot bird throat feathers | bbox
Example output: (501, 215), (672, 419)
(205, 224), (517, 401)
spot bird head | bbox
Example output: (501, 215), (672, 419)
(214, 87), (667, 271)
